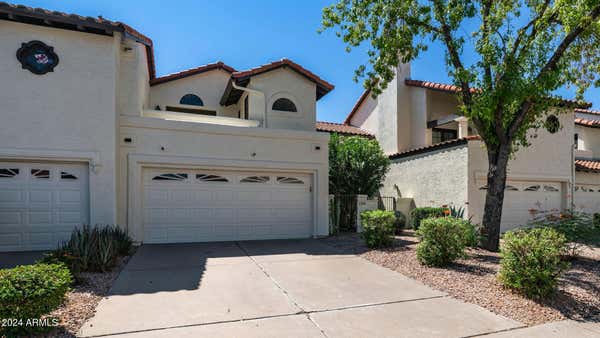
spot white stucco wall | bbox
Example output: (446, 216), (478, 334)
(149, 69), (239, 117)
(0, 20), (119, 224)
(349, 64), (411, 154)
(117, 41), (150, 116)
(381, 145), (469, 213)
(247, 68), (317, 132)
(118, 116), (330, 241)
(575, 125), (600, 158)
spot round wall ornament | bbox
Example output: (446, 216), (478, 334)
(16, 40), (59, 75)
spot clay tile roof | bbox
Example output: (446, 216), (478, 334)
(405, 79), (590, 108)
(575, 159), (600, 173)
(316, 121), (373, 137)
(405, 79), (479, 94)
(150, 62), (236, 86)
(575, 117), (600, 128)
(232, 58), (334, 99)
(389, 135), (481, 160)
(575, 108), (600, 116)
(0, 2), (156, 79)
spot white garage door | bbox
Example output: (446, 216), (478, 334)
(574, 184), (600, 214)
(478, 181), (563, 232)
(0, 162), (89, 252)
(142, 168), (313, 243)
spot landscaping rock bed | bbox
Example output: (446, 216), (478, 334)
(45, 254), (133, 338)
(323, 232), (600, 326)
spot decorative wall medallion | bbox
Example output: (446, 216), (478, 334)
(16, 40), (59, 75)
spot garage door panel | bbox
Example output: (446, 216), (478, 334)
(0, 162), (89, 251)
(143, 169), (312, 243)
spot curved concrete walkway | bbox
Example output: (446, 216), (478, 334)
(79, 239), (524, 337)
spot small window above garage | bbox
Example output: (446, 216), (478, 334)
(0, 168), (19, 178)
(240, 176), (270, 183)
(272, 98), (297, 112)
(180, 94), (204, 106)
(152, 173), (188, 181)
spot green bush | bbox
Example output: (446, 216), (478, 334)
(41, 225), (133, 273)
(410, 207), (447, 230)
(498, 228), (569, 299)
(594, 213), (600, 228)
(0, 263), (71, 336)
(529, 211), (600, 257)
(416, 217), (472, 267)
(393, 210), (406, 234)
(360, 210), (396, 248)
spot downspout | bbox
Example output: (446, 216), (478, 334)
(571, 139), (576, 211)
(231, 82), (268, 128)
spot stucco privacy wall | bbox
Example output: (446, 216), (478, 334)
(247, 68), (317, 131)
(150, 70), (239, 118)
(0, 20), (119, 224)
(576, 126), (600, 158)
(467, 112), (574, 224)
(381, 145), (469, 213)
(117, 41), (150, 116)
(118, 116), (330, 241)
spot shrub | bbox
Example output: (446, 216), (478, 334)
(594, 213), (600, 228)
(460, 221), (481, 248)
(415, 217), (470, 266)
(498, 228), (569, 299)
(42, 225), (133, 273)
(393, 210), (406, 234)
(528, 211), (600, 257)
(410, 207), (447, 230)
(448, 205), (465, 219)
(360, 210), (396, 248)
(0, 263), (71, 336)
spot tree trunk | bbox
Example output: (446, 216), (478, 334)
(481, 143), (511, 251)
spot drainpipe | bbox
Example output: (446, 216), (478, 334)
(571, 140), (576, 211)
(231, 82), (268, 128)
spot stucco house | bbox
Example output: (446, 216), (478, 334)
(342, 63), (600, 232)
(0, 3), (337, 251)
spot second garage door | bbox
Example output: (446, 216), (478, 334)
(142, 168), (313, 243)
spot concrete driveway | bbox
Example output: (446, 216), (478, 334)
(80, 239), (521, 337)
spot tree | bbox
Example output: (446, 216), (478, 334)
(329, 133), (390, 196)
(321, 0), (600, 251)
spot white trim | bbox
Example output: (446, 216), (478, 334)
(0, 148), (101, 172)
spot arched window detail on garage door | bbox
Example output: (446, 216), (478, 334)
(240, 176), (270, 183)
(180, 94), (204, 106)
(61, 171), (78, 180)
(152, 173), (188, 181)
(524, 185), (540, 191)
(196, 174), (228, 182)
(479, 185), (488, 190)
(505, 185), (519, 191)
(543, 185), (559, 192)
(0, 168), (19, 178)
(31, 169), (50, 179)
(277, 176), (304, 184)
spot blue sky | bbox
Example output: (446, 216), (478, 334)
(15, 0), (599, 122)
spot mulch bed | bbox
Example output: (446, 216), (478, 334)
(43, 254), (134, 338)
(323, 231), (600, 326)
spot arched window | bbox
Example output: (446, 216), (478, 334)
(272, 98), (297, 112)
(180, 94), (204, 106)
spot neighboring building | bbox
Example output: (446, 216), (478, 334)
(341, 63), (598, 231)
(0, 3), (334, 251)
(574, 108), (600, 213)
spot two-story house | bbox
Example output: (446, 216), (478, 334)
(0, 3), (333, 251)
(343, 63), (598, 231)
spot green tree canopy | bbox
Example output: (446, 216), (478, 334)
(329, 134), (390, 197)
(321, 0), (600, 251)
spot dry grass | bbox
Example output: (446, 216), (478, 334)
(324, 231), (600, 326)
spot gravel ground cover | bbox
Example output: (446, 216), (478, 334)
(41, 255), (133, 338)
(323, 231), (600, 326)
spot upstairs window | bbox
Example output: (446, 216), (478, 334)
(180, 94), (204, 106)
(432, 128), (457, 144)
(272, 98), (297, 112)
